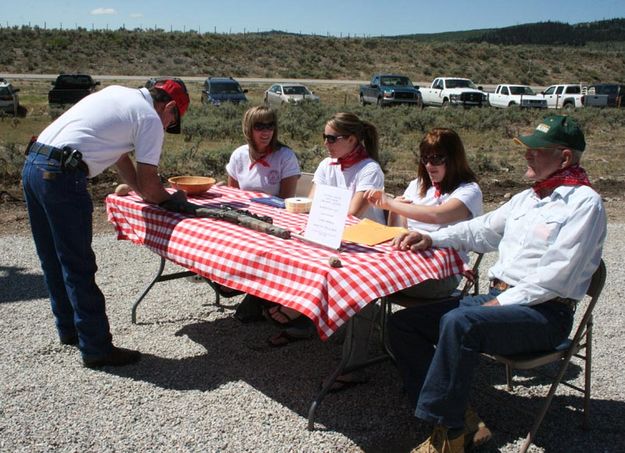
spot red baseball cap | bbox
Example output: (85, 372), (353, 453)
(154, 78), (190, 134)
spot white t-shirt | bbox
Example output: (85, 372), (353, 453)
(38, 86), (164, 178)
(402, 180), (483, 232)
(313, 157), (386, 224)
(225, 144), (301, 196)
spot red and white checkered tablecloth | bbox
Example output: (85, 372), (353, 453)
(106, 185), (466, 340)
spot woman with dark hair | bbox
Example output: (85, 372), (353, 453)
(310, 112), (385, 223)
(366, 127), (483, 297)
(226, 105), (300, 198)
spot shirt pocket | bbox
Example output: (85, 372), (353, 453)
(532, 212), (567, 246)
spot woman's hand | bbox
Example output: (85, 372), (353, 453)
(365, 189), (390, 209)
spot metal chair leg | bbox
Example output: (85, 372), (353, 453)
(583, 316), (593, 430)
(506, 364), (513, 390)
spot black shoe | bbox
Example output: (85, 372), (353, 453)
(234, 294), (267, 323)
(83, 346), (141, 369)
(60, 334), (78, 346)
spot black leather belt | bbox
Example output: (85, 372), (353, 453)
(27, 141), (89, 174)
(552, 297), (577, 311)
(490, 278), (577, 311)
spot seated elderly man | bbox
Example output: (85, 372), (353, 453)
(388, 115), (607, 453)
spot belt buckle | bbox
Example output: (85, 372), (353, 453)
(490, 279), (509, 291)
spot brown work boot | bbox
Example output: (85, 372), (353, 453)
(411, 425), (465, 453)
(464, 406), (492, 448)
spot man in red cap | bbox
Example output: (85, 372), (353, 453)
(22, 78), (190, 368)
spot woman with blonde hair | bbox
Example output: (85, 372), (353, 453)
(226, 105), (300, 198)
(309, 111), (386, 223)
(264, 112), (385, 347)
(222, 106), (301, 322)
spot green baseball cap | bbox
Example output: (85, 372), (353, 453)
(514, 115), (586, 151)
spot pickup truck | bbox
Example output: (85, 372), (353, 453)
(488, 84), (547, 108)
(359, 74), (421, 107)
(587, 83), (625, 107)
(48, 74), (100, 106)
(420, 77), (488, 108)
(537, 84), (608, 109)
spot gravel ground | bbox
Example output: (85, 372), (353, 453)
(1, 225), (624, 453)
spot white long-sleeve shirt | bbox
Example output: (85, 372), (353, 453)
(429, 185), (606, 306)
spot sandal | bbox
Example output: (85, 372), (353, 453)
(266, 317), (316, 348)
(264, 304), (302, 326)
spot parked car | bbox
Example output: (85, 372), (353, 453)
(359, 74), (421, 107)
(48, 73), (100, 106)
(201, 77), (247, 105)
(264, 83), (320, 107)
(489, 84), (547, 108)
(587, 83), (625, 107)
(0, 80), (21, 115)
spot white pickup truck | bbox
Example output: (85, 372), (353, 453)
(489, 84), (547, 108)
(537, 84), (608, 109)
(420, 77), (488, 108)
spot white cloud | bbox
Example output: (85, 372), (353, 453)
(129, 13), (143, 19)
(90, 8), (117, 16)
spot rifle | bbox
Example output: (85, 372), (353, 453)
(159, 199), (291, 239)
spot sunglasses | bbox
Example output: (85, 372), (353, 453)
(420, 154), (447, 166)
(253, 122), (275, 131)
(323, 134), (349, 144)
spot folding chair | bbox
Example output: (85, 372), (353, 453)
(485, 259), (606, 453)
(295, 172), (314, 197)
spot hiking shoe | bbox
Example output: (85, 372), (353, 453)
(464, 406), (492, 448)
(411, 425), (465, 453)
(83, 346), (141, 369)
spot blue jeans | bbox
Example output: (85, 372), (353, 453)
(22, 152), (113, 357)
(388, 288), (574, 429)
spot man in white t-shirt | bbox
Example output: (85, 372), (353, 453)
(22, 79), (190, 369)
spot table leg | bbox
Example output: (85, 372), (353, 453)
(307, 302), (390, 430)
(131, 256), (195, 324)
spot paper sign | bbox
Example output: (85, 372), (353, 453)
(303, 184), (352, 249)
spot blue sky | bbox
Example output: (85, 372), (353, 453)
(3, 0), (624, 36)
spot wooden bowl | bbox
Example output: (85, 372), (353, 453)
(168, 176), (216, 195)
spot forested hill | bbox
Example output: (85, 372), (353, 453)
(1, 19), (624, 85)
(469, 18), (625, 45)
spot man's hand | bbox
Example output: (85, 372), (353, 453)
(169, 189), (187, 202)
(482, 299), (501, 306)
(391, 231), (433, 252)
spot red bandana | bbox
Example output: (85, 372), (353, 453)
(329, 144), (368, 170)
(432, 182), (442, 198)
(249, 154), (271, 170)
(532, 164), (592, 198)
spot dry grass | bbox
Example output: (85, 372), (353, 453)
(2, 79), (625, 201)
